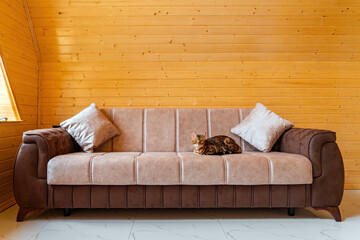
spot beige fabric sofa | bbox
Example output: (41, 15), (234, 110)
(14, 108), (345, 222)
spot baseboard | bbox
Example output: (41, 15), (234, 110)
(0, 197), (16, 213)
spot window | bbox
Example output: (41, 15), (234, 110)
(0, 50), (20, 121)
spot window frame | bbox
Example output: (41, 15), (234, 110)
(0, 47), (21, 122)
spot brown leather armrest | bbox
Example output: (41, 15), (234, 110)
(277, 128), (344, 206)
(276, 128), (336, 177)
(22, 128), (79, 178)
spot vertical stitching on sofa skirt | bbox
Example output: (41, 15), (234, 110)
(250, 186), (253, 208)
(269, 185), (272, 208)
(176, 109), (179, 152)
(107, 186), (110, 208)
(304, 185), (308, 207)
(207, 109), (211, 137)
(305, 185), (307, 207)
(308, 184), (311, 207)
(90, 186), (92, 208)
(303, 185), (306, 207)
(142, 185), (146, 208)
(52, 186), (55, 208)
(180, 185), (182, 208)
(71, 186), (74, 208)
(47, 185), (50, 208)
(161, 186), (164, 208)
(125, 186), (128, 208)
(310, 184), (313, 207)
(234, 186), (237, 208)
(197, 186), (200, 208)
(290, 185), (292, 207)
(308, 184), (312, 206)
(215, 186), (218, 207)
(239, 109), (245, 151)
(287, 185), (290, 207)
(143, 109), (146, 152)
(233, 186), (235, 208)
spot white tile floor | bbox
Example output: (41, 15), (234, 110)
(0, 190), (359, 240)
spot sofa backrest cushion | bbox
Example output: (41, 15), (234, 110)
(177, 108), (208, 152)
(95, 108), (258, 152)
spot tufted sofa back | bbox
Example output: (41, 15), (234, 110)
(96, 108), (257, 152)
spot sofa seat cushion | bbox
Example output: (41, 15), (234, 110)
(224, 152), (312, 185)
(136, 152), (180, 184)
(47, 152), (312, 185)
(48, 152), (141, 185)
(179, 152), (226, 184)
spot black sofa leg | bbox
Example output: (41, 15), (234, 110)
(288, 208), (295, 216)
(63, 208), (71, 217)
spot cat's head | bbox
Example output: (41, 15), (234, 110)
(191, 131), (206, 146)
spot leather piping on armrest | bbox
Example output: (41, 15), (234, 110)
(22, 128), (78, 179)
(308, 132), (333, 178)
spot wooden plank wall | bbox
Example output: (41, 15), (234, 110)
(0, 0), (39, 210)
(27, 0), (360, 189)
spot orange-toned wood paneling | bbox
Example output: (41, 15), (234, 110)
(0, 0), (39, 210)
(27, 0), (360, 189)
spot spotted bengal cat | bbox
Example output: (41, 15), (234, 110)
(191, 132), (242, 155)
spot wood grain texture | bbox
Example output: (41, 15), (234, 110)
(25, 0), (360, 189)
(0, 0), (39, 210)
(0, 197), (15, 213)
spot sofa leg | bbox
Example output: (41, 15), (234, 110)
(288, 208), (295, 216)
(17, 208), (39, 222)
(314, 207), (342, 222)
(63, 208), (71, 217)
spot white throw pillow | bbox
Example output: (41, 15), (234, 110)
(231, 103), (294, 152)
(60, 103), (120, 152)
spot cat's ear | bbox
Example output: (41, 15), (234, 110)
(191, 131), (196, 139)
(204, 132), (207, 138)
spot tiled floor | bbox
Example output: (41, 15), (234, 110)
(0, 190), (359, 240)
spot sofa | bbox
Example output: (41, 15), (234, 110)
(14, 108), (345, 222)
